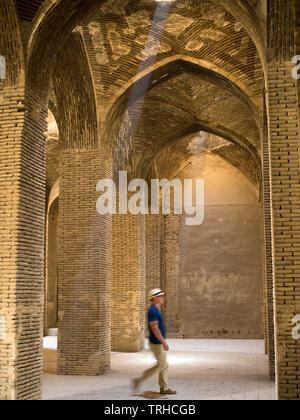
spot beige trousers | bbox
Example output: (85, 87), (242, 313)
(136, 343), (169, 391)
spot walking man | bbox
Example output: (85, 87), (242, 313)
(133, 289), (176, 395)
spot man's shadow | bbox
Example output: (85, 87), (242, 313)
(140, 391), (168, 399)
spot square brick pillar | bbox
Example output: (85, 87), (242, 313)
(146, 215), (163, 292)
(0, 87), (47, 399)
(57, 150), (112, 375)
(262, 116), (276, 380)
(267, 63), (300, 399)
(145, 214), (164, 335)
(163, 214), (183, 338)
(111, 209), (146, 352)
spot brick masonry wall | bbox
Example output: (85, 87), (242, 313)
(111, 206), (146, 352)
(262, 112), (276, 380)
(267, 0), (295, 62)
(0, 86), (47, 400)
(267, 62), (300, 400)
(145, 214), (163, 336)
(57, 150), (112, 375)
(164, 215), (184, 338)
(177, 156), (264, 339)
(45, 198), (59, 330)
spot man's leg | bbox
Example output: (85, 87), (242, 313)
(156, 347), (169, 391)
(154, 345), (176, 395)
(135, 363), (159, 386)
(134, 343), (161, 388)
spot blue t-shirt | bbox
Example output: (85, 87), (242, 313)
(148, 305), (166, 344)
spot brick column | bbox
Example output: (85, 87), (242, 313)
(0, 87), (47, 399)
(111, 207), (146, 352)
(145, 214), (164, 334)
(57, 150), (111, 375)
(262, 114), (276, 380)
(145, 214), (164, 292)
(164, 214), (184, 337)
(45, 197), (59, 331)
(266, 0), (300, 399)
(267, 63), (300, 399)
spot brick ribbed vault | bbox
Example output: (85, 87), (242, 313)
(103, 59), (262, 179)
(83, 0), (265, 111)
(15, 0), (45, 22)
(77, 0), (265, 179)
(150, 132), (261, 191)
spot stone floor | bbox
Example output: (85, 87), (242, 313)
(42, 338), (276, 400)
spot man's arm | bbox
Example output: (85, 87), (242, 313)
(150, 321), (169, 351)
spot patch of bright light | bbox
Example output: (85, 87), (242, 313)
(43, 336), (58, 350)
(168, 354), (203, 365)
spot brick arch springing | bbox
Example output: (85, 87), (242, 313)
(51, 31), (99, 150)
(26, 0), (102, 96)
(216, 0), (265, 64)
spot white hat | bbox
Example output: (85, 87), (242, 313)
(148, 288), (165, 300)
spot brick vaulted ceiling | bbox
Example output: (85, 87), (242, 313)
(77, 0), (264, 179)
(82, 0), (264, 105)
(151, 132), (261, 189)
(31, 0), (266, 187)
(15, 0), (45, 22)
(120, 67), (261, 179)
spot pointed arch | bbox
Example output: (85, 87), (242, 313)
(102, 57), (263, 172)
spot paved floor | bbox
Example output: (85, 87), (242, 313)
(42, 338), (276, 400)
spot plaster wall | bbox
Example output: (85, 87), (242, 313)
(177, 154), (264, 339)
